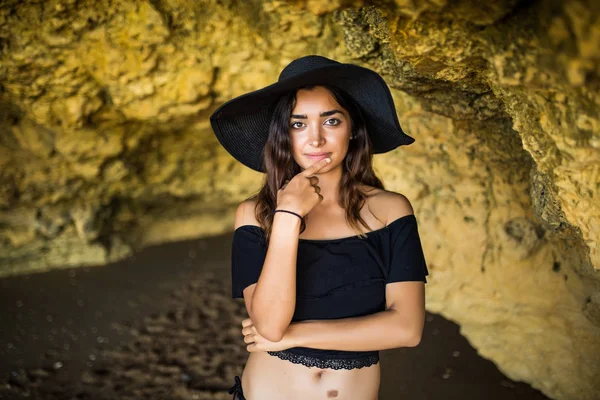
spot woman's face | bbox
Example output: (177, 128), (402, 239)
(289, 86), (352, 172)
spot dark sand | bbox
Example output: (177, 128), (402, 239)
(0, 231), (551, 400)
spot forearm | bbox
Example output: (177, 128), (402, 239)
(252, 212), (300, 340)
(285, 309), (420, 351)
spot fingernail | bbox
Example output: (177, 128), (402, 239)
(325, 158), (331, 163)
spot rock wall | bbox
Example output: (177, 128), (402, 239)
(0, 0), (598, 399)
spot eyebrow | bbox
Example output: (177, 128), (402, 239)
(291, 109), (344, 119)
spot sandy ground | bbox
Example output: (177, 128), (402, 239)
(0, 231), (551, 400)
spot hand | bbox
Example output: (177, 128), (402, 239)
(276, 156), (331, 217)
(241, 318), (295, 353)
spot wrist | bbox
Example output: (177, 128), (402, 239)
(274, 209), (303, 223)
(272, 211), (302, 236)
(274, 204), (303, 218)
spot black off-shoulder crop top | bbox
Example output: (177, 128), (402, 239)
(230, 214), (429, 370)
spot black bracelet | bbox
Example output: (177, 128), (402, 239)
(273, 209), (304, 222)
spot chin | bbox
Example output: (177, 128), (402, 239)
(301, 159), (330, 170)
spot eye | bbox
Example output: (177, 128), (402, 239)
(290, 121), (304, 129)
(325, 118), (341, 126)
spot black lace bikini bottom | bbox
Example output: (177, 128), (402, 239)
(228, 375), (246, 400)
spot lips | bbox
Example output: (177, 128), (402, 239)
(305, 152), (331, 160)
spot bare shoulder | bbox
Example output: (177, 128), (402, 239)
(234, 198), (261, 230)
(360, 185), (412, 225)
(384, 191), (415, 223)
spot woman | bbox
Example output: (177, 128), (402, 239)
(210, 55), (429, 400)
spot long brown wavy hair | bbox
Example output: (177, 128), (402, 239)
(246, 84), (386, 246)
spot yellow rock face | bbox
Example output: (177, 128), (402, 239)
(0, 1), (599, 399)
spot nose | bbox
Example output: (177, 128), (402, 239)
(308, 125), (325, 147)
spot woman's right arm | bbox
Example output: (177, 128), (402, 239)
(234, 200), (301, 342)
(235, 157), (330, 341)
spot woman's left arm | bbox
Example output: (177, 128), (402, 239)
(286, 310), (420, 351)
(287, 281), (425, 351)
(244, 281), (425, 352)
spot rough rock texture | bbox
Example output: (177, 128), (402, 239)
(0, 0), (599, 399)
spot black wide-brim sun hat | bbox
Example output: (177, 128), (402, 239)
(209, 55), (415, 173)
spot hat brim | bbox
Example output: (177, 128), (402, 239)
(210, 63), (415, 172)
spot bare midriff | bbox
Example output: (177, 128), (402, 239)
(241, 351), (381, 400)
